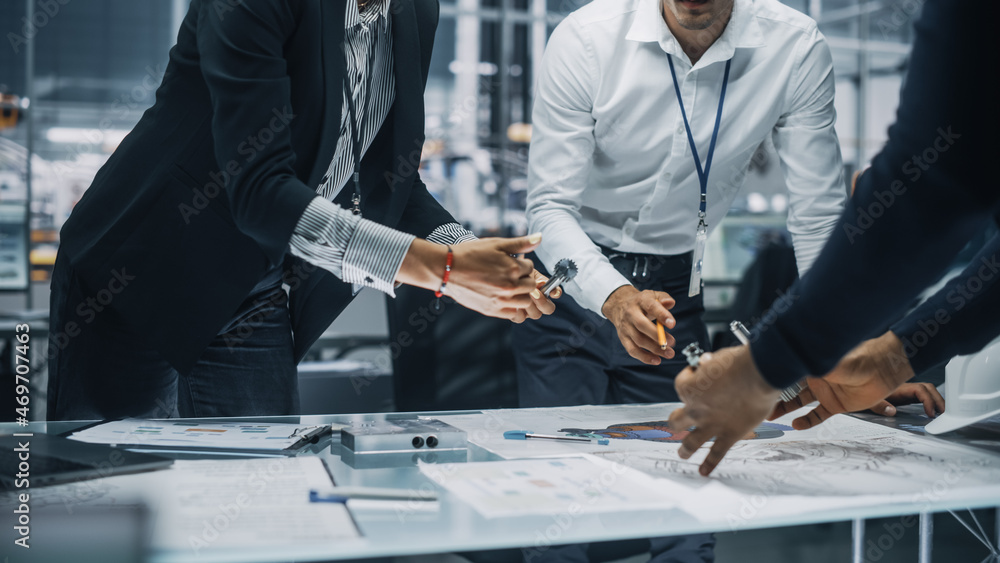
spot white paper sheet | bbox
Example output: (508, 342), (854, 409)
(419, 456), (675, 518)
(158, 458), (360, 553)
(68, 419), (332, 452)
(590, 413), (1000, 524)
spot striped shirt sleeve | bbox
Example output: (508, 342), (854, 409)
(425, 223), (478, 245)
(289, 197), (414, 296)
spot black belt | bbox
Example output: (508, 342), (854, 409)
(597, 244), (693, 283)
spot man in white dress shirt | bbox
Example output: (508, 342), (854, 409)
(513, 0), (845, 559)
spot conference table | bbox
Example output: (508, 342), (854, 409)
(2, 404), (999, 563)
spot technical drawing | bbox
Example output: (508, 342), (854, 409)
(596, 435), (1000, 496)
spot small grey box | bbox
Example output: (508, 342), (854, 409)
(341, 418), (467, 453)
(339, 446), (468, 469)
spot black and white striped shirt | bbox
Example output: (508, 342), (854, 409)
(319, 0), (395, 202)
(289, 0), (475, 296)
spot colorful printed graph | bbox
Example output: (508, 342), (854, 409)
(559, 420), (793, 442)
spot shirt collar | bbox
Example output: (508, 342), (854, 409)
(626, 0), (765, 66)
(345, 0), (391, 28)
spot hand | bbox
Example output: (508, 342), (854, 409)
(871, 382), (944, 418)
(509, 270), (561, 324)
(669, 346), (781, 476)
(601, 285), (677, 364)
(397, 234), (541, 320)
(768, 331), (922, 430)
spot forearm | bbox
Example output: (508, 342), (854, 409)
(751, 159), (988, 388)
(749, 0), (998, 389)
(396, 238), (448, 291)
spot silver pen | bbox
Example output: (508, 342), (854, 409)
(729, 321), (805, 403)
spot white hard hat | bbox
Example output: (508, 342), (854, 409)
(925, 335), (1000, 435)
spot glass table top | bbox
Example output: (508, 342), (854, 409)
(3, 405), (999, 562)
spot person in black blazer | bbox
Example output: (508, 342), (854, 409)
(47, 0), (555, 420)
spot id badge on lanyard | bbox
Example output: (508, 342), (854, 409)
(689, 219), (707, 297)
(666, 55), (732, 298)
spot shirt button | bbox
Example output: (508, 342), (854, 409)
(677, 124), (685, 135)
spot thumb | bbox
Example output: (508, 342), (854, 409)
(498, 233), (542, 254)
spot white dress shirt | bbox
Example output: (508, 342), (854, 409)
(290, 0), (475, 296)
(527, 0), (846, 315)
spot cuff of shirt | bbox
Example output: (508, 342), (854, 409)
(290, 197), (415, 297)
(425, 223), (478, 245)
(570, 261), (632, 318)
(342, 221), (415, 296)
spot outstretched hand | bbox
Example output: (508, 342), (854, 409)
(397, 234), (560, 322)
(445, 235), (543, 320)
(669, 345), (781, 476)
(508, 269), (561, 324)
(768, 331), (930, 430)
(874, 382), (944, 418)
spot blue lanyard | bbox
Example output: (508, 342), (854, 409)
(666, 56), (732, 224)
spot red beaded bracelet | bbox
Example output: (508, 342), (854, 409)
(434, 246), (454, 298)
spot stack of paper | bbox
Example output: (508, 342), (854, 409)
(68, 419), (331, 453)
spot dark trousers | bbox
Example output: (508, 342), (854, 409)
(511, 250), (714, 563)
(513, 250), (710, 407)
(47, 258), (298, 420)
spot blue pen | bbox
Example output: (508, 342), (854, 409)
(310, 490), (349, 504)
(504, 430), (609, 446)
(310, 488), (438, 503)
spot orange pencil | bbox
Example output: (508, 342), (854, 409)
(656, 320), (667, 350)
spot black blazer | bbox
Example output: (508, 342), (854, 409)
(57, 0), (455, 373)
(748, 0), (1000, 388)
